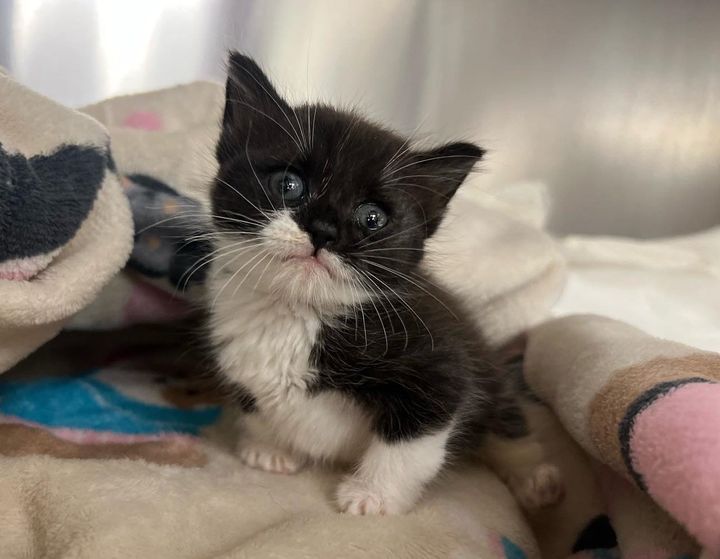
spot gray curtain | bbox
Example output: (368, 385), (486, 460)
(3, 0), (719, 237)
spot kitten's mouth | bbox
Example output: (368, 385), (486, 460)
(285, 253), (335, 278)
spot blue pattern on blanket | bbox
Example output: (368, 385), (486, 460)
(0, 369), (221, 435)
(501, 537), (528, 559)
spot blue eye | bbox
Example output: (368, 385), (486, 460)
(269, 171), (305, 205)
(355, 203), (388, 232)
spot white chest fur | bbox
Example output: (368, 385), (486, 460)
(209, 286), (371, 463)
(210, 287), (320, 401)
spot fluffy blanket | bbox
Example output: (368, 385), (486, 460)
(1, 68), (717, 559)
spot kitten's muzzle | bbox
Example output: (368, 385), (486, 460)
(307, 219), (338, 253)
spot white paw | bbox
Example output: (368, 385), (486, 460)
(239, 445), (304, 474)
(511, 463), (565, 510)
(336, 477), (414, 515)
(337, 478), (386, 515)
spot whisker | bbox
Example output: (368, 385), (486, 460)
(245, 124), (276, 211)
(254, 253), (278, 290)
(179, 240), (259, 290)
(212, 247), (269, 310)
(383, 154), (480, 179)
(384, 182), (451, 200)
(362, 259), (458, 319)
(381, 117), (428, 179)
(354, 221), (433, 249)
(215, 176), (272, 220)
(367, 269), (435, 351)
(356, 270), (391, 354)
(232, 250), (274, 297)
(360, 247), (426, 253)
(356, 268), (410, 351)
(349, 254), (418, 266)
(136, 207), (263, 232)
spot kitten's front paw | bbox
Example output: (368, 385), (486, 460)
(337, 478), (386, 515)
(336, 477), (413, 515)
(511, 463), (565, 510)
(239, 444), (305, 475)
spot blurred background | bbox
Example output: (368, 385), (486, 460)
(2, 0), (719, 237)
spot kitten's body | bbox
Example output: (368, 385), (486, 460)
(208, 52), (562, 514)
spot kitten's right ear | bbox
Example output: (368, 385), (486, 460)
(217, 51), (291, 163)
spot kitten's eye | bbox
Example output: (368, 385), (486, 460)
(269, 171), (305, 205)
(354, 203), (388, 232)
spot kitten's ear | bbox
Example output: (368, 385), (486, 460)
(217, 51), (292, 163)
(402, 141), (485, 231)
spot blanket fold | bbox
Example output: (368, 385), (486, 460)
(0, 70), (133, 371)
(526, 314), (718, 557)
(2, 70), (716, 559)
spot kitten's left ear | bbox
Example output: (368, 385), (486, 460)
(400, 141), (485, 228)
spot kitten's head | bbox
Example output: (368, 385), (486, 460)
(211, 52), (484, 310)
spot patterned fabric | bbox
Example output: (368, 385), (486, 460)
(0, 143), (112, 280)
(526, 315), (717, 558)
(0, 66), (133, 372)
(0, 367), (221, 441)
(123, 174), (211, 291)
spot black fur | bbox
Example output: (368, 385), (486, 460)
(212, 52), (527, 448)
(311, 286), (528, 445)
(572, 515), (618, 552)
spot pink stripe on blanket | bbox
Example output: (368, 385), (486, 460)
(123, 278), (191, 324)
(630, 382), (720, 554)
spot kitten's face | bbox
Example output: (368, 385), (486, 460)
(210, 52), (483, 310)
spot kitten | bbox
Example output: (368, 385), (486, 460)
(208, 52), (562, 515)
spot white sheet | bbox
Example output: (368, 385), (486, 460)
(552, 227), (720, 352)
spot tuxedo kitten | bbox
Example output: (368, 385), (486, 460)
(208, 52), (563, 515)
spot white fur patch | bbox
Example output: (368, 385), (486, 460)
(239, 391), (372, 465)
(336, 426), (452, 515)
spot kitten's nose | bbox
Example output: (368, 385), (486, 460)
(308, 219), (338, 251)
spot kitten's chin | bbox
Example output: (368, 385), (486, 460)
(285, 254), (335, 278)
(210, 241), (365, 311)
(269, 258), (362, 311)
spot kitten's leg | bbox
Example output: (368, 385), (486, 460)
(238, 413), (306, 475)
(481, 433), (564, 510)
(336, 426), (452, 515)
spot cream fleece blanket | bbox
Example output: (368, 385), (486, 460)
(0, 70), (132, 372)
(2, 70), (716, 559)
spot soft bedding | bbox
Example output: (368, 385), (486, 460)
(1, 67), (718, 559)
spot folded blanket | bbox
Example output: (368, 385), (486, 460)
(2, 70), (716, 559)
(0, 70), (133, 371)
(526, 314), (718, 558)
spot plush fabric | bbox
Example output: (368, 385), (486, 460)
(525, 315), (719, 558)
(0, 70), (132, 371)
(2, 73), (716, 559)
